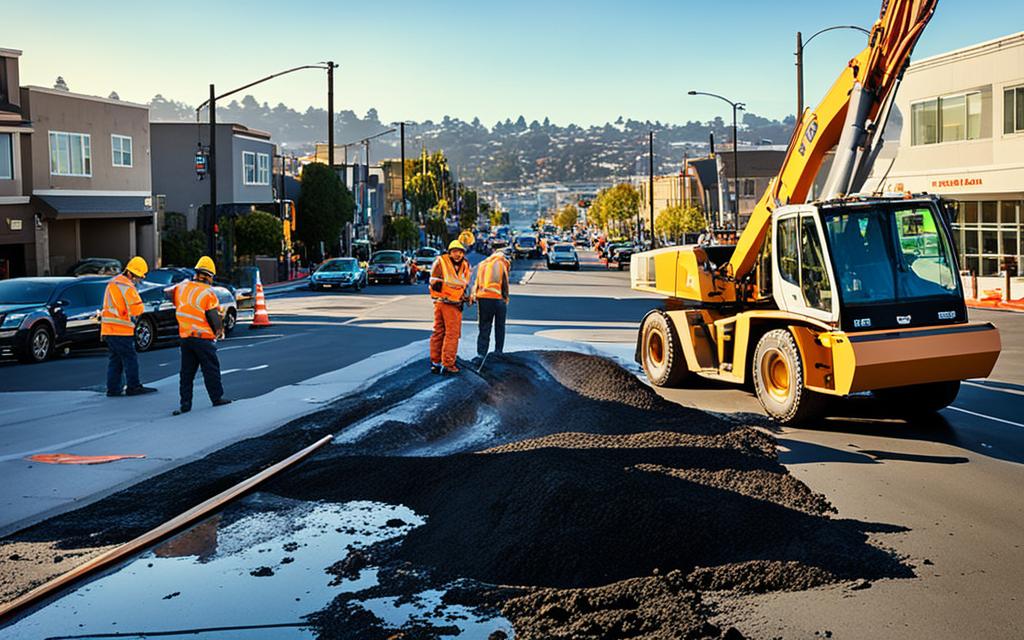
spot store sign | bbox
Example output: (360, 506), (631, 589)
(931, 177), (984, 189)
(9, 219), (22, 231)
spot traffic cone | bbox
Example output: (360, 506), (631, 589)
(250, 271), (272, 329)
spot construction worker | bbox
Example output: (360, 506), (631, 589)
(471, 246), (510, 363)
(429, 240), (471, 374)
(167, 256), (231, 415)
(102, 257), (157, 397)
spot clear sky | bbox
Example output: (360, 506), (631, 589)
(7, 0), (1020, 126)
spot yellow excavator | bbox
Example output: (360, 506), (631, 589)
(631, 0), (1001, 423)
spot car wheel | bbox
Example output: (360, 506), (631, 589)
(753, 329), (825, 424)
(135, 316), (156, 352)
(640, 312), (691, 387)
(19, 324), (53, 364)
(223, 309), (237, 336)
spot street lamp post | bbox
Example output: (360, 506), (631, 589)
(688, 91), (744, 230)
(648, 130), (655, 249)
(796, 26), (870, 117)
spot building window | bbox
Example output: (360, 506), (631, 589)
(257, 153), (270, 185)
(1005, 85), (1024, 134)
(912, 93), (982, 145)
(111, 134), (132, 167)
(0, 133), (11, 180)
(242, 151), (256, 185)
(49, 131), (92, 177)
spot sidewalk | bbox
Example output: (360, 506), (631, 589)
(966, 298), (1024, 312)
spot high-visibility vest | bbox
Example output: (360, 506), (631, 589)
(101, 274), (143, 337)
(172, 280), (220, 340)
(429, 254), (470, 303)
(474, 254), (509, 300)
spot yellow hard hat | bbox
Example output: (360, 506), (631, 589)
(195, 256), (217, 276)
(125, 256), (148, 277)
(458, 230), (475, 247)
(448, 240), (466, 252)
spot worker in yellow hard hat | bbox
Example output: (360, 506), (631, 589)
(428, 240), (471, 374)
(102, 256), (157, 396)
(165, 256), (230, 415)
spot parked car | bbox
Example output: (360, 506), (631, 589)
(145, 267), (237, 296)
(547, 243), (581, 270)
(133, 283), (237, 352)
(66, 258), (122, 276)
(0, 277), (108, 363)
(513, 235), (540, 259)
(608, 244), (636, 271)
(412, 247), (441, 281)
(367, 251), (412, 285)
(308, 258), (367, 292)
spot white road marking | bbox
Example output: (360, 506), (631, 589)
(946, 405), (1024, 429)
(246, 364), (269, 371)
(962, 380), (1024, 397)
(221, 368), (241, 375)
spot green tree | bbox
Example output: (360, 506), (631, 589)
(459, 188), (479, 230)
(655, 204), (706, 243)
(489, 206), (505, 227)
(298, 162), (354, 259)
(592, 183), (639, 236)
(554, 204), (579, 230)
(392, 215), (420, 250)
(235, 210), (284, 262)
(160, 212), (206, 267)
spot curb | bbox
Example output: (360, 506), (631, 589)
(967, 299), (1024, 313)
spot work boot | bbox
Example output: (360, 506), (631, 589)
(172, 405), (191, 416)
(442, 365), (460, 376)
(430, 363), (442, 375)
(471, 356), (484, 368)
(212, 399), (233, 407)
(106, 388), (124, 397)
(126, 386), (157, 396)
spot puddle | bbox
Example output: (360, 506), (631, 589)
(333, 380), (456, 445)
(3, 494), (508, 639)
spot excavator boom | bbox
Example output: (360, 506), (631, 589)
(727, 0), (937, 283)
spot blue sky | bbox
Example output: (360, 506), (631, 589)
(7, 0), (1020, 126)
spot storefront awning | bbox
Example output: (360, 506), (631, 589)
(35, 195), (154, 220)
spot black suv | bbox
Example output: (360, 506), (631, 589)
(0, 277), (109, 363)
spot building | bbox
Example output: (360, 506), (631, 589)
(681, 146), (786, 230)
(0, 48), (34, 279)
(151, 122), (276, 233)
(21, 85), (156, 276)
(869, 31), (1024, 276)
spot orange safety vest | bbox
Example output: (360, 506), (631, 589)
(172, 280), (220, 340)
(101, 274), (143, 337)
(429, 254), (470, 303)
(474, 253), (509, 300)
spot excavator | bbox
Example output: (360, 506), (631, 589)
(631, 0), (1001, 423)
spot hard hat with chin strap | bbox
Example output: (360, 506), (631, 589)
(448, 240), (466, 252)
(125, 256), (149, 278)
(194, 256), (217, 276)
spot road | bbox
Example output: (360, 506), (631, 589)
(1, 249), (1023, 637)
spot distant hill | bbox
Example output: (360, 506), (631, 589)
(149, 94), (795, 186)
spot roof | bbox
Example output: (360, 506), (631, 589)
(35, 194), (154, 219)
(151, 121), (273, 140)
(718, 149), (787, 178)
(909, 31), (1024, 71)
(22, 86), (149, 110)
(0, 48), (22, 58)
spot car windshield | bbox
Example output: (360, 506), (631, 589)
(0, 281), (57, 305)
(553, 245), (573, 252)
(517, 237), (536, 247)
(320, 259), (357, 272)
(371, 253), (402, 264)
(144, 270), (178, 285)
(416, 249), (438, 258)
(823, 203), (960, 306)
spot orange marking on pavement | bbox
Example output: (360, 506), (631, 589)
(27, 454), (146, 465)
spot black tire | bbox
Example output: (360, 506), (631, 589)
(640, 312), (691, 387)
(223, 309), (237, 336)
(134, 316), (156, 352)
(18, 323), (53, 364)
(873, 381), (960, 417)
(618, 262), (625, 271)
(752, 329), (825, 424)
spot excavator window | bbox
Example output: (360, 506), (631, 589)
(778, 217), (800, 286)
(800, 217), (832, 312)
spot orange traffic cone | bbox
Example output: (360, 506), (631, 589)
(250, 272), (272, 329)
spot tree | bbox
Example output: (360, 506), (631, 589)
(655, 204), (706, 243)
(235, 210), (283, 262)
(592, 183), (640, 236)
(489, 206), (505, 227)
(554, 204), (579, 230)
(298, 162), (353, 259)
(392, 216), (419, 250)
(459, 188), (479, 230)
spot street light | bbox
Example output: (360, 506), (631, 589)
(689, 90), (745, 229)
(796, 26), (870, 117)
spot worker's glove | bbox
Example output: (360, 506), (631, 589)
(431, 281), (443, 293)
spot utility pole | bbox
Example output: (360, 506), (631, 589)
(400, 122), (407, 217)
(363, 140), (370, 238)
(796, 31), (804, 119)
(732, 102), (740, 228)
(208, 83), (217, 258)
(327, 61), (336, 169)
(648, 131), (655, 249)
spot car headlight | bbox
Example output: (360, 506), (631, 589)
(1, 313), (28, 329)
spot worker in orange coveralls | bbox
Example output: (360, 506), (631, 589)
(428, 240), (471, 374)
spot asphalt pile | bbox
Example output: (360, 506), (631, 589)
(265, 351), (912, 639)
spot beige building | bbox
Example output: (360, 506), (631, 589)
(870, 31), (1024, 276)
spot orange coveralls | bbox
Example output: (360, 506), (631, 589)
(428, 254), (471, 368)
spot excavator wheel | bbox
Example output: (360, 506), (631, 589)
(753, 329), (824, 425)
(873, 381), (961, 418)
(640, 311), (691, 387)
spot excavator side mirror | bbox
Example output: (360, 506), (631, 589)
(939, 198), (959, 224)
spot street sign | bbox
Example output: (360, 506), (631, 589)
(195, 148), (208, 179)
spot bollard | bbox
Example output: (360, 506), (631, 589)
(971, 273), (978, 299)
